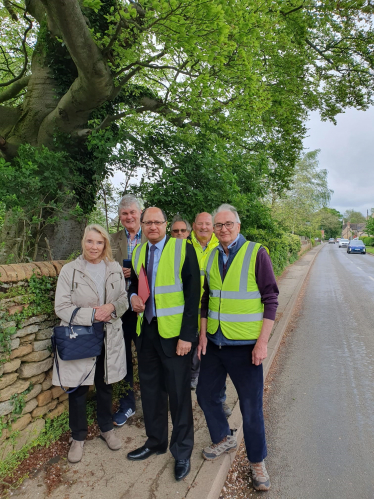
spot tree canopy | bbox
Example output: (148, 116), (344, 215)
(343, 209), (366, 224)
(1, 0), (374, 261)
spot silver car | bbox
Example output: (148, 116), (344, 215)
(339, 239), (349, 248)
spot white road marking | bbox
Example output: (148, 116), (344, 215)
(370, 276), (374, 281)
(356, 267), (362, 270)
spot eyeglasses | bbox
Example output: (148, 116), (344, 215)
(172, 228), (187, 234)
(142, 220), (166, 227)
(214, 221), (236, 231)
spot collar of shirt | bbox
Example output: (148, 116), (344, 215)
(125, 227), (142, 241)
(218, 234), (240, 264)
(148, 235), (166, 253)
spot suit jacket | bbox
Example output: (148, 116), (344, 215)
(128, 236), (200, 356)
(110, 228), (148, 266)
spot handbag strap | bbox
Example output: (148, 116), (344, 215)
(53, 353), (96, 394)
(69, 307), (81, 328)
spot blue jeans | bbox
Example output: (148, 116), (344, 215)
(197, 340), (267, 463)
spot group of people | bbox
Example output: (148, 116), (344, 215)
(52, 194), (279, 491)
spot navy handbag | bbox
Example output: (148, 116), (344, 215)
(51, 307), (105, 393)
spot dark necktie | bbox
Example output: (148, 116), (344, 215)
(145, 245), (156, 324)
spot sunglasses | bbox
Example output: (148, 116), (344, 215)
(172, 228), (187, 234)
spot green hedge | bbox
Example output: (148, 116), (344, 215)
(243, 229), (302, 276)
(361, 236), (374, 246)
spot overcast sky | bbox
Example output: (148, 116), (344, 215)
(303, 107), (374, 218)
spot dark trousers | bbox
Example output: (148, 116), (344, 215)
(137, 320), (194, 460)
(196, 340), (267, 463)
(68, 347), (113, 441)
(118, 308), (137, 412)
(191, 346), (200, 379)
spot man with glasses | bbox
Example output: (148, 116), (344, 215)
(110, 194), (147, 427)
(127, 207), (200, 482)
(171, 214), (191, 239)
(196, 204), (279, 492)
(189, 213), (231, 416)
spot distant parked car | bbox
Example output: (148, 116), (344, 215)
(347, 240), (366, 254)
(336, 238), (341, 243)
(328, 238), (335, 244)
(339, 239), (349, 248)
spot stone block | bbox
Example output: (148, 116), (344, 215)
(0, 428), (9, 443)
(0, 372), (19, 391)
(24, 384), (42, 402)
(0, 338), (20, 353)
(8, 305), (24, 315)
(27, 373), (46, 385)
(35, 328), (53, 340)
(11, 414), (32, 432)
(0, 379), (30, 402)
(14, 418), (45, 452)
(61, 399), (69, 410)
(21, 350), (51, 363)
(0, 400), (14, 416)
(17, 358), (53, 378)
(0, 437), (14, 461)
(51, 386), (65, 399)
(36, 389), (52, 407)
(32, 399), (57, 418)
(2, 359), (21, 374)
(42, 377), (53, 391)
(20, 315), (48, 328)
(33, 339), (51, 352)
(59, 392), (68, 402)
(1, 321), (16, 329)
(46, 403), (65, 419)
(20, 333), (36, 344)
(0, 365), (3, 377)
(22, 398), (38, 415)
(10, 344), (32, 359)
(14, 324), (39, 339)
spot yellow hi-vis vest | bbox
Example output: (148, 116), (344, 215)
(204, 241), (264, 340)
(190, 231), (219, 324)
(132, 238), (186, 338)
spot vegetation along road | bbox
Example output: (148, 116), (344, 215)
(225, 242), (374, 499)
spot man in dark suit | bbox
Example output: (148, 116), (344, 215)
(127, 207), (200, 481)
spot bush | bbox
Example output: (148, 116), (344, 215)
(243, 229), (301, 276)
(361, 236), (374, 246)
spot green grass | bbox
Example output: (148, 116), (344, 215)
(366, 246), (374, 254)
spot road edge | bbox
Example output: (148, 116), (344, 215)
(185, 243), (324, 499)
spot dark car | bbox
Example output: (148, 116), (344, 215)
(347, 240), (366, 254)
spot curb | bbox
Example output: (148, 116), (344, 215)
(186, 243), (324, 499)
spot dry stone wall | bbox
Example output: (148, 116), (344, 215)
(0, 261), (67, 460)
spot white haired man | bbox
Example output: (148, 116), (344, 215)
(110, 194), (147, 426)
(196, 204), (279, 491)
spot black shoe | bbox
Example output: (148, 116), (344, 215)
(175, 458), (191, 481)
(127, 445), (166, 461)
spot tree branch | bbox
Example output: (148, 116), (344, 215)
(0, 10), (33, 88)
(305, 38), (334, 65)
(0, 76), (30, 104)
(37, 0), (114, 144)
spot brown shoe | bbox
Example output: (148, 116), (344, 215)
(100, 429), (122, 450)
(249, 460), (271, 491)
(68, 439), (85, 463)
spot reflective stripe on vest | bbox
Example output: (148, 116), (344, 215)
(205, 241), (264, 340)
(132, 238), (186, 338)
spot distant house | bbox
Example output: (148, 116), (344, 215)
(342, 221), (367, 239)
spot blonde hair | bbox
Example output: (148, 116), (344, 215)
(82, 224), (114, 262)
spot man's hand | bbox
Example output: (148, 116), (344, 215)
(94, 303), (115, 322)
(176, 339), (192, 356)
(252, 339), (268, 366)
(197, 334), (208, 360)
(131, 294), (145, 313)
(122, 267), (131, 278)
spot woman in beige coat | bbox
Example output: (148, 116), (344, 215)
(53, 224), (128, 463)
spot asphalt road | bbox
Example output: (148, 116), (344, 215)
(263, 243), (374, 499)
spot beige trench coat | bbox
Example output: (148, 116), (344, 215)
(52, 255), (128, 387)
